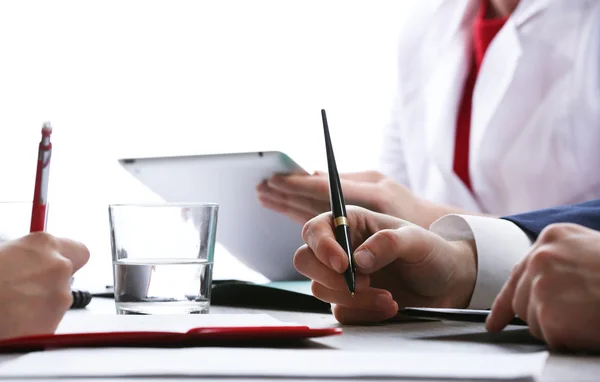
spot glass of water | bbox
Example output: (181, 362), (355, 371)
(108, 203), (218, 315)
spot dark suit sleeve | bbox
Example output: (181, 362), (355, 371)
(502, 199), (600, 239)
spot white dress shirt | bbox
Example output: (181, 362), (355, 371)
(379, 0), (600, 217)
(429, 215), (534, 309)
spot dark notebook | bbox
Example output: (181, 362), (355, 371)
(210, 280), (330, 313)
(95, 281), (331, 313)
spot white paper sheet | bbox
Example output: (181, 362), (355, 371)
(0, 347), (549, 380)
(55, 314), (291, 334)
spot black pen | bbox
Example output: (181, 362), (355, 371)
(321, 109), (355, 296)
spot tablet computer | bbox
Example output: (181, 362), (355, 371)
(118, 151), (308, 281)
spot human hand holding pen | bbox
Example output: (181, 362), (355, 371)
(294, 206), (478, 324)
(0, 233), (89, 339)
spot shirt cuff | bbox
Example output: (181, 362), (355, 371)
(429, 215), (534, 309)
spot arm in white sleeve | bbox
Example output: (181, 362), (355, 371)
(378, 2), (446, 188)
(377, 92), (411, 188)
(429, 215), (534, 309)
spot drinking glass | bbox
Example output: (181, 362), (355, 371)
(108, 203), (218, 314)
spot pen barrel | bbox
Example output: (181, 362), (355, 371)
(30, 204), (47, 232)
(30, 142), (52, 232)
(334, 224), (355, 293)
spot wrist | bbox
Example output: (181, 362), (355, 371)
(448, 240), (478, 308)
(412, 197), (447, 229)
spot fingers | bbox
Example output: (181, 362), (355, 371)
(525, 276), (543, 340)
(259, 197), (314, 225)
(263, 173), (381, 211)
(257, 180), (329, 217)
(302, 170), (385, 183)
(486, 240), (568, 333)
(533, 271), (588, 351)
(512, 270), (534, 323)
(301, 214), (350, 274)
(486, 257), (527, 332)
(294, 245), (369, 292)
(311, 282), (398, 315)
(21, 232), (90, 274)
(332, 304), (399, 325)
(353, 226), (440, 274)
(265, 173), (331, 200)
(338, 171), (385, 182)
(512, 246), (557, 323)
(485, 223), (600, 352)
(54, 237), (90, 273)
(300, 207), (412, 278)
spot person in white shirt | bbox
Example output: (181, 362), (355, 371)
(257, 0), (600, 229)
(294, 205), (600, 352)
(0, 233), (89, 340)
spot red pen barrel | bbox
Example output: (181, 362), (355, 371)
(30, 124), (52, 233)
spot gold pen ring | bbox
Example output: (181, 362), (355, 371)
(334, 216), (349, 227)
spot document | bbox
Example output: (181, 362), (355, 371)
(55, 313), (288, 334)
(0, 347), (549, 380)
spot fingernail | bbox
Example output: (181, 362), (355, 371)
(330, 256), (343, 273)
(375, 294), (393, 309)
(354, 249), (375, 270)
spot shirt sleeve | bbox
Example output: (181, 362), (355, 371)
(377, 92), (411, 188)
(429, 215), (534, 309)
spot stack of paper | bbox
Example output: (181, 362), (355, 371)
(0, 347), (548, 380)
(55, 313), (288, 333)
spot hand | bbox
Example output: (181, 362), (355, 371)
(0, 232), (90, 340)
(486, 223), (600, 352)
(293, 206), (477, 324)
(257, 171), (433, 227)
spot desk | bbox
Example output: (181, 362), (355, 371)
(2, 298), (599, 382)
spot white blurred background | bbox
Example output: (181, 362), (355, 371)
(0, 0), (415, 290)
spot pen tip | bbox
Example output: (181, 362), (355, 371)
(351, 292), (355, 297)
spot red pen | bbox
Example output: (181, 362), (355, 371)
(30, 122), (53, 232)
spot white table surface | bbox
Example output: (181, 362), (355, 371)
(0, 297), (598, 382)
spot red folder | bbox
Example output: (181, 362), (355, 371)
(0, 325), (342, 351)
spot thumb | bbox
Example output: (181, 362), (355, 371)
(352, 225), (441, 274)
(55, 238), (91, 273)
